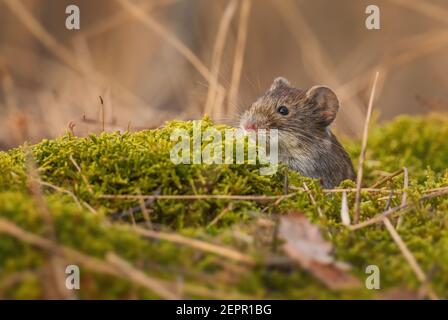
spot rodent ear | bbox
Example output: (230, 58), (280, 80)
(269, 77), (290, 91)
(305, 86), (339, 126)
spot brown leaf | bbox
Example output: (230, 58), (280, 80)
(279, 211), (361, 290)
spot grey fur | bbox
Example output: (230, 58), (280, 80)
(240, 77), (355, 188)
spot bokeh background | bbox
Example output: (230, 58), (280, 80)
(0, 0), (447, 149)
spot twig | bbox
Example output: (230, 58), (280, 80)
(207, 204), (233, 228)
(132, 225), (254, 265)
(138, 196), (153, 229)
(106, 252), (179, 299)
(24, 151), (72, 299)
(99, 96), (105, 132)
(283, 166), (289, 194)
(114, 0), (216, 86)
(204, 0), (238, 117)
(36, 179), (82, 210)
(100, 193), (296, 201)
(69, 155), (94, 194)
(261, 193), (297, 213)
(354, 71), (380, 223)
(227, 0), (252, 113)
(0, 218), (223, 299)
(67, 121), (76, 136)
(2, 0), (151, 111)
(382, 217), (438, 300)
(289, 186), (403, 194)
(396, 167), (408, 229)
(349, 188), (448, 230)
(80, 0), (179, 38)
(109, 188), (161, 221)
(303, 182), (323, 218)
(370, 169), (404, 189)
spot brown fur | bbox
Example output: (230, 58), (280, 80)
(239, 77), (355, 188)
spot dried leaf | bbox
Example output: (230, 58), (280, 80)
(279, 212), (361, 290)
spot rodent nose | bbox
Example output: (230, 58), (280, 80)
(244, 121), (257, 131)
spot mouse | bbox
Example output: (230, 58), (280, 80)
(239, 77), (355, 188)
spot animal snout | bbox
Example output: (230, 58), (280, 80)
(243, 120), (257, 131)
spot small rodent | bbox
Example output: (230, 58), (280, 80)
(239, 77), (355, 188)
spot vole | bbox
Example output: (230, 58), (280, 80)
(239, 77), (355, 188)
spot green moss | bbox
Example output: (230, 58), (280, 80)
(0, 114), (447, 299)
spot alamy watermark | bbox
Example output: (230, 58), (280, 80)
(65, 264), (80, 290)
(365, 265), (380, 289)
(169, 120), (279, 175)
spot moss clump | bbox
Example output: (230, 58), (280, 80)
(0, 114), (447, 299)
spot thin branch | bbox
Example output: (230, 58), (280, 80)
(99, 193), (296, 201)
(0, 218), (228, 299)
(227, 0), (252, 113)
(114, 0), (214, 85)
(25, 152), (72, 299)
(349, 188), (448, 230)
(396, 167), (409, 229)
(36, 179), (82, 210)
(303, 182), (323, 218)
(69, 155), (94, 194)
(382, 217), (438, 300)
(370, 169), (404, 189)
(106, 252), (179, 299)
(80, 0), (179, 38)
(354, 71), (380, 223)
(132, 225), (255, 265)
(289, 186), (403, 194)
(204, 0), (238, 117)
(207, 204), (233, 228)
(1, 0), (151, 110)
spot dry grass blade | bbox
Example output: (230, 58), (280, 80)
(69, 155), (94, 194)
(227, 0), (252, 113)
(1, 0), (150, 110)
(381, 217), (439, 300)
(396, 167), (408, 229)
(0, 218), (121, 277)
(273, 0), (367, 133)
(81, 0), (179, 38)
(132, 225), (254, 265)
(0, 218), (227, 299)
(204, 0), (238, 117)
(302, 182), (323, 218)
(100, 193), (296, 201)
(289, 186), (405, 194)
(207, 204), (233, 228)
(36, 179), (82, 210)
(106, 252), (179, 300)
(370, 169), (404, 189)
(353, 71), (380, 223)
(114, 0), (213, 85)
(349, 188), (448, 230)
(24, 151), (72, 299)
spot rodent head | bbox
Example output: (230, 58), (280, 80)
(239, 77), (340, 149)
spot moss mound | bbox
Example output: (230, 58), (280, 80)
(0, 114), (447, 299)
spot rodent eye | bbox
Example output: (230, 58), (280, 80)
(277, 105), (289, 115)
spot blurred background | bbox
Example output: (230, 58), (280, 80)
(0, 0), (447, 149)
